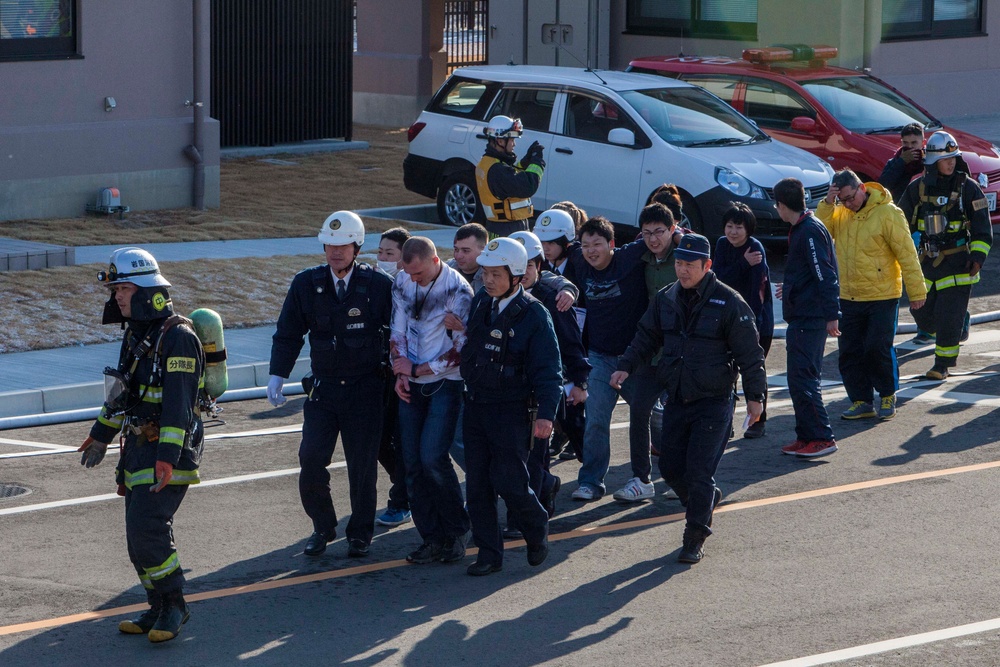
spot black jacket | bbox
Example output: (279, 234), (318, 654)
(483, 144), (542, 201)
(270, 262), (393, 380)
(529, 273), (590, 386)
(878, 148), (924, 203)
(617, 272), (766, 405)
(782, 212), (841, 325)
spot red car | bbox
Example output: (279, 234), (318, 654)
(629, 46), (1000, 224)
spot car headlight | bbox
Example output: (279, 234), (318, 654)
(716, 167), (764, 199)
(819, 160), (835, 178)
(991, 144), (1000, 158)
(979, 172), (989, 189)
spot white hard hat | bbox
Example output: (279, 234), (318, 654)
(318, 211), (365, 246)
(924, 130), (961, 165)
(509, 231), (543, 261)
(98, 247), (170, 288)
(477, 237), (528, 276)
(532, 208), (577, 242)
(484, 115), (523, 140)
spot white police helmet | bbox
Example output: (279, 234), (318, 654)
(98, 247), (170, 288)
(484, 115), (523, 140)
(532, 208), (577, 242)
(924, 131), (961, 166)
(318, 211), (365, 246)
(477, 237), (528, 276)
(509, 231), (544, 261)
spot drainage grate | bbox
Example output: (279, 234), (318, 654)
(0, 484), (31, 500)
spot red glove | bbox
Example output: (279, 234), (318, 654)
(151, 460), (174, 492)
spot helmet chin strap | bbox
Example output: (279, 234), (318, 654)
(499, 270), (521, 300)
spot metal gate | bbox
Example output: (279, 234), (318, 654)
(445, 1), (487, 72)
(212, 0), (353, 147)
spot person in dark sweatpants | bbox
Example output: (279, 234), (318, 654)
(773, 178), (842, 459)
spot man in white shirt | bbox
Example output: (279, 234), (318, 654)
(391, 237), (474, 565)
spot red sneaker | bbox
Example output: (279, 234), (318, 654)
(795, 439), (838, 458)
(781, 439), (807, 455)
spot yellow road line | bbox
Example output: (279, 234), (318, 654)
(4, 459), (1000, 637)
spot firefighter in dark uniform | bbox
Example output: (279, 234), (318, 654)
(78, 248), (205, 643)
(510, 230), (589, 519)
(898, 131), (993, 379)
(267, 211), (393, 558)
(476, 115), (545, 238)
(461, 237), (563, 576)
(611, 234), (766, 564)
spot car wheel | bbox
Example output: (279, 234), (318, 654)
(437, 172), (481, 227)
(678, 191), (704, 236)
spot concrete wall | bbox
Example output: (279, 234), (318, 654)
(607, 0), (998, 118)
(0, 1), (220, 221)
(353, 0), (449, 128)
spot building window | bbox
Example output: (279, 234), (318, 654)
(882, 0), (983, 40)
(0, 0), (77, 60)
(626, 0), (757, 40)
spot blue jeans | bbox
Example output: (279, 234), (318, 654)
(658, 394), (733, 535)
(398, 378), (470, 543)
(449, 400), (467, 472)
(619, 363), (663, 482)
(578, 350), (632, 494)
(786, 321), (834, 442)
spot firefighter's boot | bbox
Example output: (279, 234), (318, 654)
(148, 590), (190, 643)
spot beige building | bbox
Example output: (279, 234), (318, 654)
(351, 0), (995, 125)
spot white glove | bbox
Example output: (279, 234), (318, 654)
(266, 375), (287, 407)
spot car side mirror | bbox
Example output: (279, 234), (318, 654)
(791, 116), (823, 135)
(608, 128), (636, 147)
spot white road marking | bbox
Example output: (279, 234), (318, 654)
(756, 616), (1000, 666)
(0, 438), (76, 451)
(0, 463), (345, 517)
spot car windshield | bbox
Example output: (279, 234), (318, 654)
(801, 76), (937, 133)
(620, 87), (764, 147)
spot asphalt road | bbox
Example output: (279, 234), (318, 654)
(3, 307), (1000, 666)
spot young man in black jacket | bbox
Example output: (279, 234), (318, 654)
(773, 178), (841, 458)
(611, 234), (766, 564)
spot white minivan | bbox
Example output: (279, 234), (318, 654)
(403, 65), (835, 240)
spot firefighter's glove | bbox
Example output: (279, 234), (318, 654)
(78, 436), (109, 469)
(967, 260), (982, 278)
(523, 141), (545, 169)
(151, 460), (174, 493)
(266, 375), (287, 407)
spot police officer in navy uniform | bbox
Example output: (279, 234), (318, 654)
(79, 248), (205, 643)
(461, 237), (563, 575)
(611, 234), (766, 565)
(267, 211), (393, 558)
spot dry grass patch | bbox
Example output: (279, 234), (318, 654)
(0, 125), (429, 246)
(2, 247), (454, 353)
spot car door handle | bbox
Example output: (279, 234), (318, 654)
(555, 147), (573, 155)
(476, 133), (486, 139)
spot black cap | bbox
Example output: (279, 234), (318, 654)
(675, 233), (711, 261)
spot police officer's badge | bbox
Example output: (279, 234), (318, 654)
(330, 219), (341, 230)
(348, 308), (361, 317)
(488, 240), (500, 251)
(490, 329), (502, 339)
(540, 215), (551, 226)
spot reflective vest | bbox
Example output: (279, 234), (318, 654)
(476, 156), (534, 223)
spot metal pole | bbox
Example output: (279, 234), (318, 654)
(186, 0), (208, 210)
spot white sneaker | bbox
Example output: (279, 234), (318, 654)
(663, 487), (679, 500)
(571, 485), (598, 501)
(612, 477), (655, 502)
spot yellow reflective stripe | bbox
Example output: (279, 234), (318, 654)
(933, 275), (957, 290)
(144, 552), (180, 581)
(124, 467), (200, 489)
(524, 163), (543, 177)
(160, 426), (186, 447)
(936, 344), (960, 358)
(923, 277), (933, 291)
(98, 413), (123, 429)
(139, 573), (154, 590)
(955, 273), (980, 286)
(170, 469), (200, 484)
(970, 240), (990, 254)
(138, 385), (163, 404)
(509, 198), (532, 210)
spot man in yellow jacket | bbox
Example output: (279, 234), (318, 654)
(817, 169), (926, 421)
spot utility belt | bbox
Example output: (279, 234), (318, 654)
(920, 237), (968, 267)
(124, 416), (160, 442)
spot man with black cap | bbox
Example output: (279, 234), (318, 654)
(611, 234), (766, 565)
(78, 247), (205, 642)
